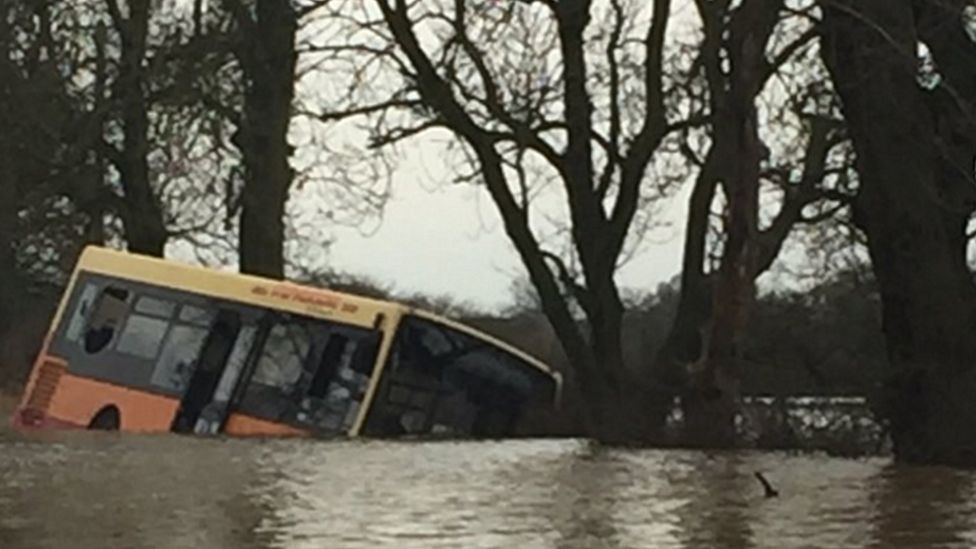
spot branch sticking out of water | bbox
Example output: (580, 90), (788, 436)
(754, 471), (779, 498)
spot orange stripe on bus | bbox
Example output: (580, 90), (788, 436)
(44, 373), (311, 436)
(223, 413), (309, 437)
(46, 374), (180, 432)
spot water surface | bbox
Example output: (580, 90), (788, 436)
(1, 432), (974, 548)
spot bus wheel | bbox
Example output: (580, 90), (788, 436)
(88, 406), (120, 431)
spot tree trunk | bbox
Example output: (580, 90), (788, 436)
(660, 0), (780, 447)
(235, 0), (297, 280)
(590, 288), (671, 443)
(653, 156), (718, 385)
(115, 0), (167, 256)
(651, 155), (718, 444)
(682, 109), (761, 448)
(0, 13), (18, 338)
(823, 0), (976, 465)
(544, 280), (669, 443)
(0, 131), (17, 338)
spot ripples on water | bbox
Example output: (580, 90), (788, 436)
(1, 431), (975, 549)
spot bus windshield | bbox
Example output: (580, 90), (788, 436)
(363, 315), (557, 438)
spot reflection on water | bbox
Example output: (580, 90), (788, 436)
(2, 431), (976, 548)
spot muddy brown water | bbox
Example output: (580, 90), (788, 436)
(1, 431), (975, 548)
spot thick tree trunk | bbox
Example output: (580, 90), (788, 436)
(580, 372), (669, 443)
(682, 111), (761, 448)
(86, 21), (108, 246)
(235, 0), (297, 280)
(660, 0), (779, 447)
(589, 290), (671, 443)
(653, 157), (718, 384)
(0, 15), (18, 338)
(546, 282), (669, 443)
(823, 0), (976, 465)
(916, 0), (976, 272)
(652, 159), (718, 443)
(0, 135), (17, 338)
(115, 0), (167, 256)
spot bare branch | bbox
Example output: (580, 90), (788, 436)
(596, 0), (625, 199)
(299, 98), (421, 123)
(605, 0), (672, 268)
(554, 0), (606, 280)
(754, 116), (838, 275)
(369, 119), (442, 148)
(541, 249), (592, 315)
(796, 202), (848, 225)
(759, 27), (819, 85)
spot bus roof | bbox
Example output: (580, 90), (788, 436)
(408, 309), (557, 379)
(74, 247), (558, 381)
(76, 246), (398, 329)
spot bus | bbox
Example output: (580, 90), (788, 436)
(11, 247), (561, 438)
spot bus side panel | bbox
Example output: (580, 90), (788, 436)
(46, 374), (180, 432)
(13, 335), (58, 421)
(223, 413), (309, 437)
(15, 257), (88, 423)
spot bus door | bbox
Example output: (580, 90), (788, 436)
(231, 315), (382, 436)
(170, 309), (258, 434)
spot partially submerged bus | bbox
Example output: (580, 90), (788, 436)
(11, 247), (561, 438)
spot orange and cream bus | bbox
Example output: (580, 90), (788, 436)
(11, 247), (561, 438)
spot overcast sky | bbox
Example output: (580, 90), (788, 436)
(325, 162), (688, 311)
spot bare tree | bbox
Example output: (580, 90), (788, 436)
(299, 0), (700, 441)
(653, 0), (853, 446)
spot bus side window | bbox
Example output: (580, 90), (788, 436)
(65, 283), (100, 343)
(251, 321), (311, 392)
(83, 286), (131, 354)
(114, 296), (176, 360)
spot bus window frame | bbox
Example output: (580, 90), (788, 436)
(232, 311), (388, 435)
(359, 313), (558, 438)
(50, 273), (251, 398)
(48, 272), (396, 436)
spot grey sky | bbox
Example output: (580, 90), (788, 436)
(326, 164), (688, 310)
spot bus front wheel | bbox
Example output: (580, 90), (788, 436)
(88, 406), (120, 431)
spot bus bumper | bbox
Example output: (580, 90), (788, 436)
(11, 407), (83, 431)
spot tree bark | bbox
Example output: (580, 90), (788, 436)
(232, 0), (297, 279)
(823, 0), (976, 465)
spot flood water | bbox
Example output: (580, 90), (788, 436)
(2, 432), (976, 549)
